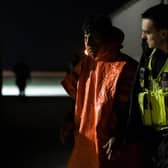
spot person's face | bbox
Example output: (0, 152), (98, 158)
(84, 32), (102, 57)
(141, 18), (165, 49)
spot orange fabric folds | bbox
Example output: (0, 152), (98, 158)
(61, 54), (142, 168)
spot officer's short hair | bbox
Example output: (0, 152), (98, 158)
(142, 4), (168, 30)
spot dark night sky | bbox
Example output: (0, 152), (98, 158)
(0, 0), (130, 71)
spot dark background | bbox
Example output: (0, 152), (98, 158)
(0, 0), (130, 71)
(0, 1), (138, 168)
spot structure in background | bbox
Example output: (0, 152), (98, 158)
(111, 0), (164, 61)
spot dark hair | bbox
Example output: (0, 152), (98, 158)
(142, 4), (168, 30)
(82, 15), (124, 43)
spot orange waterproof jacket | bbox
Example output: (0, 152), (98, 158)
(61, 51), (143, 168)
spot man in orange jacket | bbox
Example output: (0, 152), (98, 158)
(61, 15), (142, 168)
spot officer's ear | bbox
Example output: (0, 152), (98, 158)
(160, 29), (168, 39)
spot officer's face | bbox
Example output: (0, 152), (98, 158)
(141, 18), (166, 50)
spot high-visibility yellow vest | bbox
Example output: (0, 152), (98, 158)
(138, 48), (168, 130)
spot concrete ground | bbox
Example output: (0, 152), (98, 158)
(2, 96), (74, 168)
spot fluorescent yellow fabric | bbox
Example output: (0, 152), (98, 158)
(138, 49), (168, 129)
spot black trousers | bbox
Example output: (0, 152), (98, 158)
(144, 131), (168, 168)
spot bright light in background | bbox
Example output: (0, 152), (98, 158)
(25, 86), (68, 96)
(2, 86), (19, 96)
(2, 85), (68, 96)
(2, 70), (68, 97)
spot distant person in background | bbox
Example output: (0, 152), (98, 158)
(13, 61), (31, 97)
(61, 15), (142, 168)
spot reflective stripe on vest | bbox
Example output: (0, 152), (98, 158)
(138, 49), (168, 130)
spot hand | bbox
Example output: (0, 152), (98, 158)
(102, 137), (117, 160)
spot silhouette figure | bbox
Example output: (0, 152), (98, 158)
(13, 61), (31, 96)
